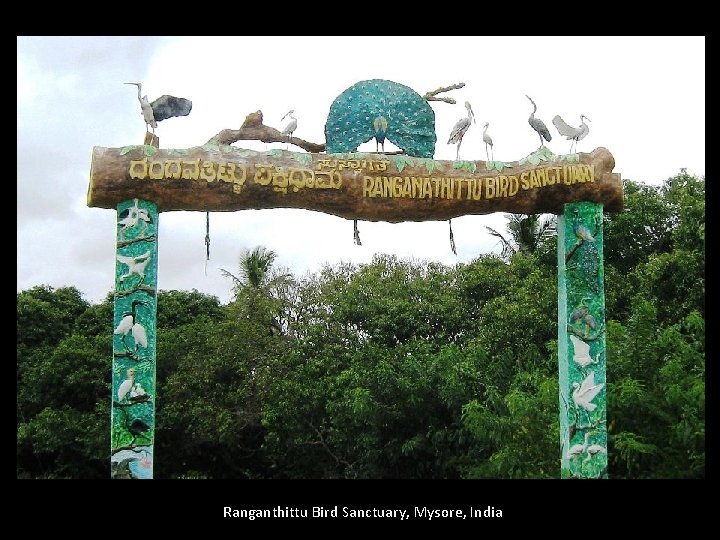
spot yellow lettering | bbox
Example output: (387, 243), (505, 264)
(254, 165), (273, 186)
(441, 178), (452, 199)
(431, 178), (440, 198)
(165, 160), (182, 180)
(529, 170), (541, 189)
(228, 163), (246, 193)
(486, 177), (495, 199)
(149, 160), (164, 180)
(129, 158), (148, 179)
(469, 178), (482, 200)
(386, 176), (395, 197)
(411, 177), (422, 198)
(363, 176), (374, 197)
(508, 175), (519, 197)
(200, 161), (217, 182)
(372, 177), (385, 197)
(181, 159), (200, 180)
(497, 176), (508, 198)
(402, 178), (412, 198)
(520, 171), (530, 190)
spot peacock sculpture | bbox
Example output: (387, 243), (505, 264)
(325, 79), (437, 158)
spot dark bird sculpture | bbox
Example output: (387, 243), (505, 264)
(553, 114), (591, 153)
(325, 79), (437, 158)
(525, 95), (552, 149)
(124, 82), (192, 133)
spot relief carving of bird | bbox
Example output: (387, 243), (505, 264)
(572, 372), (604, 412)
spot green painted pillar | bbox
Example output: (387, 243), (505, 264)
(558, 201), (608, 479)
(110, 198), (158, 479)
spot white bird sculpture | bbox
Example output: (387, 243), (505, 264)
(569, 335), (600, 368)
(566, 431), (591, 461)
(552, 114), (591, 153)
(114, 300), (148, 354)
(117, 368), (137, 402)
(281, 110), (297, 149)
(572, 372), (604, 412)
(130, 382), (147, 399)
(117, 199), (152, 238)
(117, 250), (152, 284)
(583, 442), (607, 464)
(447, 101), (475, 160)
(525, 95), (552, 149)
(482, 122), (494, 161)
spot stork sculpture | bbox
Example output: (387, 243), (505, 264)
(124, 82), (192, 134)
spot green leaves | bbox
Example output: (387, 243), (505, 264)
(16, 171), (704, 478)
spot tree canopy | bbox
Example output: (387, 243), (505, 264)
(17, 172), (704, 479)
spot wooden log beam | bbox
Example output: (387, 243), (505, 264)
(88, 146), (623, 221)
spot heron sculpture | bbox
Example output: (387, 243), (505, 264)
(525, 95), (552, 149)
(281, 110), (297, 149)
(124, 82), (192, 134)
(482, 121), (494, 161)
(448, 101), (475, 160)
(553, 114), (591, 153)
(114, 300), (148, 354)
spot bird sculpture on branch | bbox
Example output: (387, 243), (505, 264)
(553, 114), (591, 153)
(124, 82), (192, 134)
(281, 110), (297, 149)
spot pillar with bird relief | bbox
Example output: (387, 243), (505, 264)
(558, 201), (607, 479)
(111, 197), (158, 479)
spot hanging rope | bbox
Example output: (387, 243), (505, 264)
(449, 219), (457, 255)
(353, 219), (362, 246)
(204, 211), (210, 275)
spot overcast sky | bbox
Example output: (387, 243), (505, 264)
(17, 36), (705, 305)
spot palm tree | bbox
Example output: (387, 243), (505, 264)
(485, 213), (556, 260)
(221, 246), (294, 335)
(222, 246), (279, 292)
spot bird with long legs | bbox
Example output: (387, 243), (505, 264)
(482, 122), (494, 161)
(553, 114), (591, 153)
(124, 82), (192, 134)
(114, 300), (148, 355)
(525, 95), (552, 149)
(281, 110), (297, 149)
(566, 430), (592, 462)
(447, 101), (475, 160)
